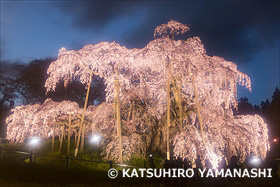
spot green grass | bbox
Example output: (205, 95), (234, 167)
(1, 138), (153, 171)
(1, 140), (280, 186)
(0, 153), (165, 186)
(1, 155), (110, 186)
(0, 140), (164, 186)
(1, 151), (280, 186)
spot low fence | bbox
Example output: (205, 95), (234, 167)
(0, 146), (144, 169)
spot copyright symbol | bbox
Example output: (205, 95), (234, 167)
(108, 168), (118, 179)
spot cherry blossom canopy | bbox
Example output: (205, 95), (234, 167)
(7, 20), (269, 167)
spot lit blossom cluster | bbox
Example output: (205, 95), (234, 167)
(101, 133), (146, 162)
(173, 115), (269, 169)
(6, 98), (81, 143)
(154, 20), (190, 38)
(45, 36), (251, 120)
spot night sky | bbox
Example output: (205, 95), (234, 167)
(1, 1), (279, 105)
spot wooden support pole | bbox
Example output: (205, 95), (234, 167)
(29, 149), (33, 163)
(74, 129), (77, 146)
(59, 125), (65, 152)
(74, 124), (82, 157)
(0, 146), (3, 160)
(63, 126), (66, 141)
(109, 160), (113, 169)
(115, 71), (123, 164)
(131, 101), (135, 132)
(67, 114), (72, 156)
(51, 124), (55, 152)
(127, 102), (132, 124)
(81, 71), (93, 152)
(178, 81), (183, 132)
(66, 155), (70, 168)
(166, 71), (171, 160)
(169, 53), (183, 132)
(75, 71), (93, 157)
(191, 74), (205, 144)
(174, 78), (183, 132)
(126, 102), (133, 132)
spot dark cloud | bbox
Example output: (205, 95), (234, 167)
(1, 38), (21, 76)
(52, 1), (145, 30)
(0, 60), (23, 77)
(1, 38), (24, 76)
(53, 1), (279, 63)
(0, 38), (6, 59)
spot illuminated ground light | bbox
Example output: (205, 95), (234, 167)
(29, 137), (40, 146)
(273, 138), (278, 142)
(90, 134), (101, 144)
(250, 156), (260, 166)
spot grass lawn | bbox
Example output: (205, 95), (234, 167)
(1, 140), (279, 186)
(0, 140), (163, 186)
(1, 154), (166, 186)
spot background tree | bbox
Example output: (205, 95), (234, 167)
(0, 73), (16, 137)
(269, 87), (280, 130)
(267, 87), (280, 157)
(0, 73), (16, 108)
(15, 58), (53, 104)
(238, 97), (254, 115)
(260, 99), (270, 114)
(15, 58), (106, 106)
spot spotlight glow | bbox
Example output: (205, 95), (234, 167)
(250, 156), (260, 165)
(90, 134), (101, 143)
(29, 137), (40, 146)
